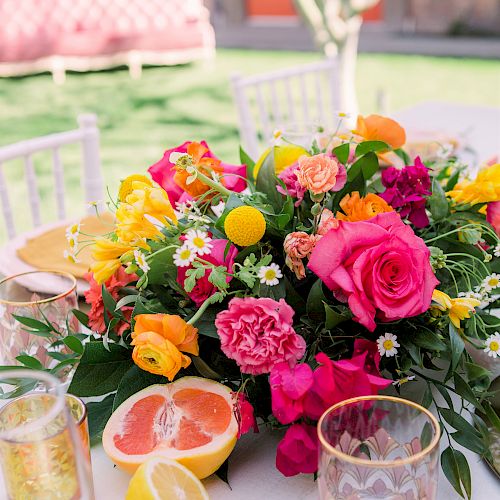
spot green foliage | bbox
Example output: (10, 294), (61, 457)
(87, 394), (115, 446)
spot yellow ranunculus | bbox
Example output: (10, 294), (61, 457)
(447, 163), (500, 205)
(116, 183), (177, 243)
(431, 289), (480, 329)
(130, 314), (199, 380)
(131, 332), (190, 381)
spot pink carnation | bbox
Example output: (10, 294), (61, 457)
(303, 352), (392, 420)
(84, 268), (138, 335)
(308, 211), (439, 331)
(270, 362), (313, 424)
(148, 140), (247, 204)
(276, 423), (319, 477)
(177, 239), (238, 306)
(277, 163), (306, 207)
(215, 297), (306, 375)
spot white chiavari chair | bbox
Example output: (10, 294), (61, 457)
(0, 114), (103, 240)
(230, 58), (342, 159)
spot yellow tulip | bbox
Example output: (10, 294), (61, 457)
(91, 259), (122, 284)
(431, 289), (480, 329)
(447, 163), (500, 205)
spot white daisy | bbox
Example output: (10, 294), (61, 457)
(377, 333), (400, 357)
(63, 249), (80, 264)
(458, 291), (482, 301)
(258, 263), (283, 286)
(134, 249), (150, 274)
(65, 221), (81, 239)
(494, 244), (500, 258)
(481, 273), (500, 292)
(185, 229), (212, 256)
(484, 333), (500, 359)
(392, 375), (415, 387)
(173, 245), (196, 267)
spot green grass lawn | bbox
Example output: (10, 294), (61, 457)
(0, 48), (498, 240)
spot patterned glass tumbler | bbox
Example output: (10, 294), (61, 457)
(318, 395), (441, 500)
(0, 271), (78, 381)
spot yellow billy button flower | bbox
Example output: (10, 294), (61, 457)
(118, 174), (153, 202)
(431, 289), (481, 329)
(224, 206), (266, 247)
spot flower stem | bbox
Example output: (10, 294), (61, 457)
(194, 169), (232, 198)
(187, 297), (212, 325)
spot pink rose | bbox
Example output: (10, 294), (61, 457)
(148, 140), (247, 204)
(215, 297), (306, 375)
(276, 423), (319, 477)
(303, 352), (392, 420)
(295, 154), (347, 195)
(487, 201), (500, 236)
(177, 239), (238, 306)
(308, 212), (439, 331)
(233, 392), (258, 438)
(284, 231), (318, 280)
(276, 163), (306, 207)
(317, 208), (339, 236)
(270, 362), (313, 424)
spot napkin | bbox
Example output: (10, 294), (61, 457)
(17, 213), (114, 279)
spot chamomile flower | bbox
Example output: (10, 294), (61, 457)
(494, 244), (500, 258)
(134, 249), (150, 274)
(484, 333), (500, 359)
(173, 245), (196, 267)
(377, 333), (400, 357)
(63, 250), (80, 264)
(481, 273), (500, 293)
(185, 229), (212, 255)
(258, 263), (283, 286)
(65, 221), (81, 239)
(392, 375), (415, 387)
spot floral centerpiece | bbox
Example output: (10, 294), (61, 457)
(8, 115), (500, 498)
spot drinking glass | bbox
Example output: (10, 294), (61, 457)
(0, 370), (94, 499)
(66, 394), (90, 459)
(318, 395), (441, 500)
(0, 271), (79, 381)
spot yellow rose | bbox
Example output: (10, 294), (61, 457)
(131, 332), (190, 381)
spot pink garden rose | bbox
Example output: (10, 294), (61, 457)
(270, 362), (313, 424)
(487, 201), (500, 236)
(276, 423), (319, 476)
(177, 239), (238, 306)
(296, 154), (347, 195)
(303, 352), (392, 420)
(308, 211), (439, 331)
(215, 297), (306, 375)
(148, 140), (247, 204)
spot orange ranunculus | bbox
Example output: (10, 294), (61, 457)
(131, 314), (199, 380)
(336, 192), (394, 222)
(173, 142), (224, 198)
(353, 114), (406, 150)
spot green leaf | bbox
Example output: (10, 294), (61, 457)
(147, 246), (176, 285)
(324, 303), (350, 330)
(483, 401), (500, 432)
(68, 341), (133, 397)
(12, 315), (52, 332)
(453, 449), (472, 500)
(72, 309), (89, 328)
(421, 384), (433, 409)
(215, 193), (245, 233)
(192, 356), (222, 380)
(240, 146), (256, 184)
(258, 280), (286, 301)
(194, 308), (219, 339)
(448, 323), (464, 376)
(115, 295), (139, 311)
(332, 143), (350, 164)
(428, 178), (449, 221)
(347, 152), (378, 182)
(113, 365), (166, 411)
(413, 329), (447, 351)
(355, 140), (389, 156)
(433, 382), (454, 409)
(394, 148), (411, 164)
(101, 285), (117, 315)
(439, 408), (481, 437)
(256, 148), (283, 212)
(420, 421), (432, 448)
(451, 430), (487, 455)
(15, 354), (44, 370)
(306, 279), (327, 321)
(464, 361), (491, 381)
(453, 373), (484, 412)
(87, 393), (115, 446)
(208, 266), (229, 290)
(441, 447), (466, 499)
(63, 335), (84, 355)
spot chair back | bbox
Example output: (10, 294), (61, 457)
(0, 114), (103, 239)
(231, 58), (341, 159)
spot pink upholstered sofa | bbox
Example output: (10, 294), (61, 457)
(0, 0), (215, 81)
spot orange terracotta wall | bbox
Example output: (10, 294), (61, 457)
(246, 0), (384, 21)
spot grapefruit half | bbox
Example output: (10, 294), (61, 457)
(103, 376), (238, 478)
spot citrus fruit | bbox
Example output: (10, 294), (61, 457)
(126, 457), (209, 500)
(224, 206), (266, 246)
(253, 144), (309, 178)
(103, 376), (238, 478)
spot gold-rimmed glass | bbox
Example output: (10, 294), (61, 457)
(317, 395), (441, 500)
(0, 271), (79, 381)
(66, 394), (90, 459)
(0, 369), (94, 499)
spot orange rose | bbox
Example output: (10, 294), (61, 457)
(131, 314), (199, 380)
(336, 192), (394, 222)
(295, 154), (346, 195)
(353, 114), (406, 150)
(174, 142), (224, 198)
